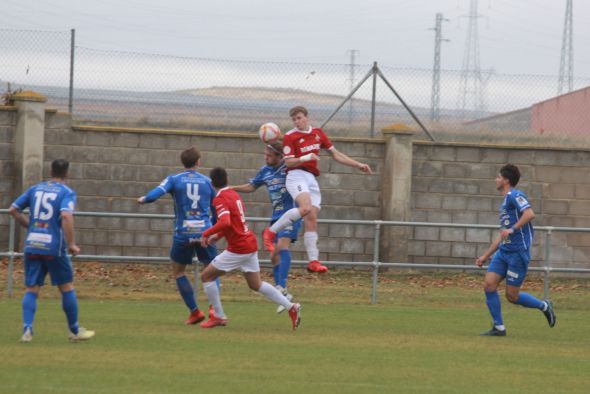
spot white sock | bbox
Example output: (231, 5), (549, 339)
(203, 281), (225, 319)
(270, 208), (302, 233)
(542, 302), (548, 311)
(258, 281), (293, 310)
(495, 324), (505, 331)
(304, 232), (319, 261)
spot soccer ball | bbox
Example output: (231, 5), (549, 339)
(259, 122), (281, 143)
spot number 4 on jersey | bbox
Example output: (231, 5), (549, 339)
(186, 184), (200, 209)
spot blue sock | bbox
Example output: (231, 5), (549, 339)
(62, 289), (79, 335)
(22, 291), (38, 332)
(272, 265), (280, 286)
(278, 249), (292, 289)
(485, 291), (504, 327)
(515, 292), (545, 309)
(176, 275), (197, 312)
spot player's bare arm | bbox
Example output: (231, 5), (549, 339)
(475, 235), (502, 267)
(137, 196), (146, 204)
(500, 208), (535, 240)
(61, 211), (80, 256)
(328, 148), (372, 174)
(231, 184), (257, 193)
(8, 206), (29, 228)
(284, 154), (320, 168)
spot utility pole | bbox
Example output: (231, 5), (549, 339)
(458, 0), (485, 118)
(558, 0), (574, 95)
(347, 49), (359, 123)
(430, 13), (449, 122)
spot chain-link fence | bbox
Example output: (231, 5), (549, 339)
(0, 28), (72, 112)
(2, 28), (590, 146)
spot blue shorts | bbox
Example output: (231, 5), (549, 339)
(487, 249), (530, 287)
(24, 253), (73, 287)
(272, 218), (302, 243)
(170, 239), (217, 265)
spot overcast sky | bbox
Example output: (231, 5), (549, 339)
(2, 0), (589, 76)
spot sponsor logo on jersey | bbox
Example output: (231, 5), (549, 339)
(283, 146), (292, 155)
(27, 232), (53, 244)
(516, 196), (528, 207)
(301, 144), (320, 153)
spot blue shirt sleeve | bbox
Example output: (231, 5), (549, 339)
(144, 176), (173, 203)
(248, 167), (266, 189)
(11, 186), (34, 210)
(60, 189), (77, 213)
(510, 192), (531, 213)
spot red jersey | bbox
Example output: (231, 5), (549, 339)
(282, 127), (333, 176)
(203, 187), (258, 254)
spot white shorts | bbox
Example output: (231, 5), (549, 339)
(286, 169), (322, 209)
(211, 250), (260, 273)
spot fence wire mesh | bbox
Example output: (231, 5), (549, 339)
(2, 29), (590, 146)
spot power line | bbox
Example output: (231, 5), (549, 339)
(458, 0), (486, 117)
(558, 0), (574, 94)
(430, 13), (449, 121)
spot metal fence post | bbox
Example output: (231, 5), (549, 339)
(370, 222), (381, 304)
(7, 216), (16, 298)
(543, 230), (552, 300)
(68, 28), (76, 114)
(370, 62), (378, 137)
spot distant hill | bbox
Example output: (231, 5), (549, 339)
(176, 86), (386, 107)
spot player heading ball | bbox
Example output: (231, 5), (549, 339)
(263, 106), (373, 273)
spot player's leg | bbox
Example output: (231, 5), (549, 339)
(263, 171), (311, 250)
(481, 252), (507, 336)
(170, 241), (204, 324)
(50, 256), (95, 341)
(196, 243), (221, 319)
(505, 252), (556, 327)
(200, 251), (235, 327)
(241, 253), (301, 330)
(274, 236), (294, 314)
(302, 175), (327, 273)
(20, 254), (44, 342)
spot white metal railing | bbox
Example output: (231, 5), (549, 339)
(2, 209), (590, 303)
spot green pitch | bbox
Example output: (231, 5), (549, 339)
(0, 271), (588, 393)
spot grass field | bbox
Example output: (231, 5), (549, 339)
(0, 263), (589, 393)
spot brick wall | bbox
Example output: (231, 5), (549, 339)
(42, 120), (384, 262)
(410, 143), (590, 268)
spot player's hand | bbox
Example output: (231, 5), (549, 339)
(69, 244), (81, 256)
(137, 196), (146, 204)
(358, 163), (373, 175)
(475, 256), (486, 268)
(500, 228), (513, 240)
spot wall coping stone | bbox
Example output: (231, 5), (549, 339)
(72, 124), (386, 144)
(11, 91), (47, 103)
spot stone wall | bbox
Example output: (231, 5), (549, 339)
(0, 107), (17, 247)
(42, 120), (384, 262)
(2, 102), (590, 270)
(410, 142), (590, 268)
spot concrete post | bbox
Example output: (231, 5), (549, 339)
(12, 91), (47, 192)
(381, 124), (414, 264)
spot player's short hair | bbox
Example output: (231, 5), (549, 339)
(289, 106), (308, 117)
(180, 146), (200, 168)
(266, 141), (283, 156)
(500, 164), (520, 186)
(210, 167), (228, 188)
(51, 159), (69, 178)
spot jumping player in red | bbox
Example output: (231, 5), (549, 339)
(198, 167), (301, 330)
(263, 106), (373, 273)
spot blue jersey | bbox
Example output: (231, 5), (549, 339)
(249, 163), (296, 221)
(11, 181), (77, 257)
(144, 170), (215, 242)
(498, 188), (534, 252)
